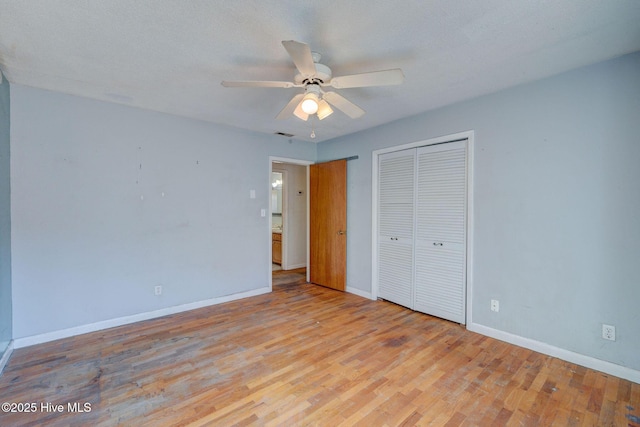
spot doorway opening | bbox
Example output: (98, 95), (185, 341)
(269, 157), (312, 289)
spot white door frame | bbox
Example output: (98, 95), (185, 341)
(371, 130), (475, 324)
(269, 157), (313, 290)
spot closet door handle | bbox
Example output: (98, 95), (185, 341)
(433, 242), (443, 246)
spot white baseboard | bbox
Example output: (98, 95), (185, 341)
(283, 263), (306, 270)
(14, 287), (271, 349)
(467, 322), (640, 384)
(346, 286), (372, 300)
(0, 340), (14, 375)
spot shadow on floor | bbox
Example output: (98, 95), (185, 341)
(272, 267), (307, 286)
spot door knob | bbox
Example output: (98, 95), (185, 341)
(337, 230), (346, 235)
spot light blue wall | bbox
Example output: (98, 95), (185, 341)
(0, 76), (11, 360)
(318, 52), (640, 371)
(10, 85), (316, 338)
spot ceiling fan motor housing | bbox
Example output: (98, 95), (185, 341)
(295, 63), (332, 85)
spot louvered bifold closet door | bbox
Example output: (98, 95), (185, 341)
(414, 141), (467, 323)
(378, 149), (416, 309)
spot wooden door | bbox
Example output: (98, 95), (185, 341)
(310, 159), (347, 291)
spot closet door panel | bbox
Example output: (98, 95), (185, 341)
(379, 241), (413, 308)
(377, 149), (415, 308)
(379, 204), (413, 240)
(415, 244), (465, 322)
(414, 141), (467, 323)
(416, 144), (466, 244)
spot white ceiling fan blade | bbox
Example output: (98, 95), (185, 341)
(327, 69), (404, 89)
(276, 93), (305, 119)
(282, 40), (317, 77)
(323, 91), (365, 118)
(221, 80), (296, 88)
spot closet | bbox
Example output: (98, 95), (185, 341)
(377, 140), (467, 324)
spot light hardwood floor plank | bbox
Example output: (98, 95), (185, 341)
(0, 278), (639, 426)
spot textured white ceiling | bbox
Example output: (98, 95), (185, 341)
(1, 1), (639, 142)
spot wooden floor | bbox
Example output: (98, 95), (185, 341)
(1, 277), (639, 426)
(272, 267), (307, 287)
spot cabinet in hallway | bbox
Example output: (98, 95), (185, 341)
(272, 232), (282, 265)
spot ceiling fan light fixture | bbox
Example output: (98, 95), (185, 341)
(301, 92), (319, 114)
(317, 99), (333, 120)
(293, 101), (309, 121)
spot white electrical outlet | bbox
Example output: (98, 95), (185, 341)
(490, 299), (499, 312)
(602, 324), (615, 341)
(155, 285), (162, 296)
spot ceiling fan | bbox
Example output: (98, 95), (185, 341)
(221, 40), (404, 121)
